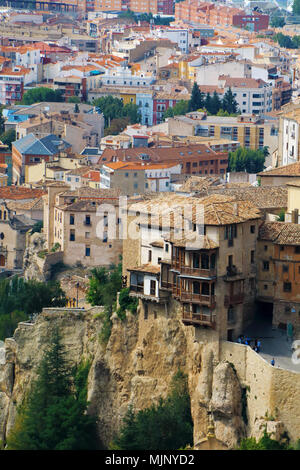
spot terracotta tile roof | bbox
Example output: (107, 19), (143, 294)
(165, 233), (219, 249)
(258, 162), (300, 177)
(0, 187), (46, 200)
(259, 222), (300, 245)
(127, 264), (160, 274)
(203, 185), (287, 210)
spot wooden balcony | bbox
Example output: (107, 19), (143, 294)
(180, 291), (216, 306)
(224, 293), (244, 307)
(178, 265), (216, 278)
(182, 311), (216, 328)
(171, 262), (216, 278)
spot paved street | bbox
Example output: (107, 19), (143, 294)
(242, 314), (300, 374)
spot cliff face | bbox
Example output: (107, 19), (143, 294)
(0, 303), (245, 448)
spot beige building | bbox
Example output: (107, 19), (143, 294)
(258, 161), (300, 187)
(166, 113), (279, 158)
(124, 193), (261, 341)
(0, 202), (35, 270)
(44, 185), (122, 267)
(16, 110), (104, 154)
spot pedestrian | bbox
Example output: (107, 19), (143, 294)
(237, 336), (242, 344)
(271, 358), (275, 366)
(257, 340), (261, 352)
(254, 346), (258, 353)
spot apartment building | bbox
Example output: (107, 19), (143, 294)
(175, 1), (269, 32)
(99, 144), (229, 177)
(124, 193), (261, 341)
(167, 114), (279, 155)
(153, 90), (191, 125)
(100, 161), (181, 195)
(0, 69), (24, 106)
(44, 184), (122, 267)
(94, 0), (173, 15)
(278, 107), (300, 167)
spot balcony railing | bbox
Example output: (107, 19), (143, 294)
(224, 293), (244, 307)
(180, 292), (216, 306)
(182, 311), (216, 328)
(178, 265), (216, 278)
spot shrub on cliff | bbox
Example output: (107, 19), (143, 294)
(110, 370), (193, 450)
(6, 328), (100, 450)
(0, 276), (67, 340)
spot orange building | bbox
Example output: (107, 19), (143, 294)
(175, 1), (269, 32)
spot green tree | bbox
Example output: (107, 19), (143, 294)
(104, 117), (129, 136)
(93, 96), (124, 127)
(239, 430), (289, 450)
(204, 92), (212, 114)
(67, 96), (81, 103)
(293, 0), (300, 15)
(121, 102), (141, 124)
(86, 263), (122, 308)
(0, 276), (67, 340)
(188, 82), (204, 112)
(270, 15), (285, 28)
(111, 370), (193, 450)
(6, 328), (99, 450)
(163, 100), (189, 120)
(210, 91), (222, 115)
(0, 129), (16, 150)
(228, 147), (266, 174)
(222, 87), (239, 114)
(21, 87), (63, 105)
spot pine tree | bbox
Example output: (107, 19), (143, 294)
(188, 82), (204, 112)
(222, 87), (239, 115)
(6, 328), (99, 450)
(204, 93), (212, 114)
(210, 91), (222, 115)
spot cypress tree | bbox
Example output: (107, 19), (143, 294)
(222, 87), (239, 114)
(210, 91), (222, 115)
(6, 328), (99, 450)
(188, 82), (204, 112)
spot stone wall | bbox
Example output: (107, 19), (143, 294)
(220, 340), (300, 442)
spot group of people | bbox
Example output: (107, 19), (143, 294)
(237, 335), (261, 353)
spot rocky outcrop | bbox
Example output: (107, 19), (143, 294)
(23, 233), (63, 282)
(0, 304), (248, 448)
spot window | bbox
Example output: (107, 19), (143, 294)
(264, 245), (268, 252)
(250, 225), (255, 234)
(70, 229), (75, 241)
(283, 265), (289, 273)
(103, 232), (108, 243)
(125, 173), (129, 178)
(148, 250), (152, 262)
(283, 282), (291, 292)
(85, 215), (91, 226)
(295, 246), (300, 254)
(264, 284), (268, 290)
(85, 232), (90, 239)
(150, 280), (156, 296)
(263, 261), (269, 271)
(85, 245), (90, 257)
(165, 244), (169, 252)
(251, 250), (255, 264)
